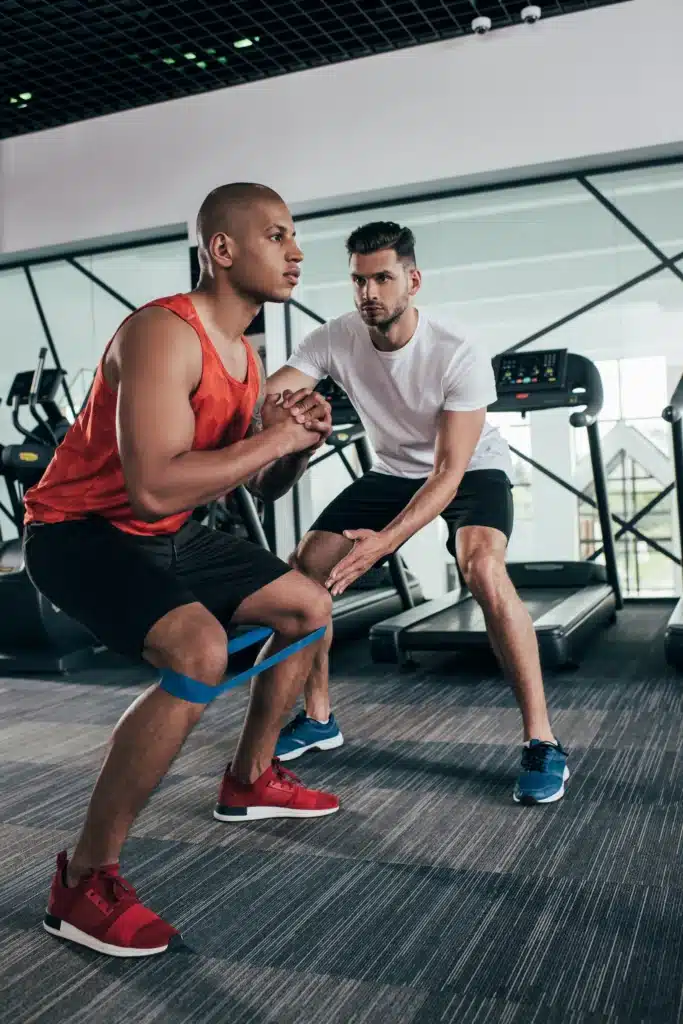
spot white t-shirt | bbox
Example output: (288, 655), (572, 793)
(286, 309), (512, 480)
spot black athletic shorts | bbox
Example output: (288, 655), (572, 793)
(23, 516), (290, 661)
(309, 469), (514, 560)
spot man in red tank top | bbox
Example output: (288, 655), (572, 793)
(23, 183), (339, 958)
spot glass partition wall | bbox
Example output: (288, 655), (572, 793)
(275, 158), (683, 599)
(0, 232), (190, 537)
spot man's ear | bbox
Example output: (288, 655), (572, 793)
(210, 231), (235, 269)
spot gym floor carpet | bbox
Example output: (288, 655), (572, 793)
(0, 602), (682, 1024)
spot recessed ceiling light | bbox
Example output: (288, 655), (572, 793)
(18, 103), (27, 109)
(206, 48), (216, 55)
(234, 38), (253, 49)
(162, 56), (175, 64)
(184, 52), (197, 60)
(9, 97), (18, 104)
(197, 60), (207, 68)
(19, 92), (32, 101)
(217, 56), (228, 64)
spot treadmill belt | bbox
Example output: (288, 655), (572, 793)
(406, 587), (574, 637)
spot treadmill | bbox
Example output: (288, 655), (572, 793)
(369, 349), (622, 669)
(662, 374), (683, 668)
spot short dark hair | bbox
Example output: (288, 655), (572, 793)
(345, 221), (416, 266)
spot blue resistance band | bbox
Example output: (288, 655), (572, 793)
(158, 625), (326, 704)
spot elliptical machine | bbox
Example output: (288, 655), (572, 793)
(0, 348), (100, 674)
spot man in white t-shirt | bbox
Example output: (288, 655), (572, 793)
(267, 221), (568, 805)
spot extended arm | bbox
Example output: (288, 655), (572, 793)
(379, 408), (486, 548)
(115, 309), (316, 520)
(326, 408), (486, 595)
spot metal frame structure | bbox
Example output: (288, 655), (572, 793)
(1, 230), (188, 401)
(283, 153), (683, 594)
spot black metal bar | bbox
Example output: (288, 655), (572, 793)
(263, 502), (277, 552)
(0, 231), (188, 275)
(284, 302), (293, 359)
(578, 176), (683, 285)
(284, 300), (305, 544)
(671, 418), (683, 579)
(662, 381), (683, 584)
(354, 434), (414, 609)
(587, 482), (674, 561)
(308, 445), (343, 470)
(0, 498), (17, 528)
(23, 266), (77, 419)
(67, 258), (137, 311)
(586, 421), (623, 608)
(233, 486), (271, 550)
(294, 155), (683, 224)
(337, 448), (359, 482)
(508, 444), (680, 565)
(287, 297), (327, 326)
(503, 250), (683, 355)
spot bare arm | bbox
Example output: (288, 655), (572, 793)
(325, 408), (487, 595)
(266, 364), (319, 396)
(380, 408), (487, 549)
(114, 309), (315, 521)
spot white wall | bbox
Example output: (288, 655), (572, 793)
(2, 0), (683, 255)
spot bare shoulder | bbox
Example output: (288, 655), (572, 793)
(104, 306), (202, 390)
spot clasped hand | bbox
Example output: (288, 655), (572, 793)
(262, 387), (333, 453)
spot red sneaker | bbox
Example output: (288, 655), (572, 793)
(214, 759), (340, 822)
(43, 851), (180, 957)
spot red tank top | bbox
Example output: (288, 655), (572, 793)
(23, 294), (260, 536)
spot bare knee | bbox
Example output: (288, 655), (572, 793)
(277, 575), (333, 639)
(144, 604), (228, 684)
(461, 551), (507, 608)
(290, 530), (352, 586)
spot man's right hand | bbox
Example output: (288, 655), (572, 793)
(262, 391), (331, 455)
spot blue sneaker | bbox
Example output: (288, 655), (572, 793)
(513, 739), (569, 805)
(275, 710), (344, 762)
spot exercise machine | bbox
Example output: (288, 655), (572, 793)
(0, 349), (100, 674)
(370, 349), (622, 669)
(662, 375), (683, 668)
(308, 377), (423, 634)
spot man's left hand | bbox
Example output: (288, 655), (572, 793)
(281, 389), (333, 451)
(326, 528), (392, 596)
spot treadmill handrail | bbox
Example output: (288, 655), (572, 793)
(663, 375), (683, 423)
(664, 373), (683, 595)
(568, 355), (603, 428)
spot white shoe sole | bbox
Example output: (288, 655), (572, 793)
(213, 803), (340, 822)
(513, 765), (570, 805)
(276, 733), (344, 763)
(43, 916), (169, 957)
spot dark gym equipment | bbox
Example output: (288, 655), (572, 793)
(0, 349), (101, 674)
(662, 375), (683, 668)
(370, 349), (622, 669)
(310, 377), (423, 633)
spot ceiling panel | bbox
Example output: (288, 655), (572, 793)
(1, 0), (631, 140)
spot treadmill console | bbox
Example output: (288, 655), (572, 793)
(495, 350), (568, 395)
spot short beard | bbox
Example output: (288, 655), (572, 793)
(366, 298), (410, 333)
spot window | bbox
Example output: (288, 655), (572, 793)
(489, 412), (532, 520)
(576, 356), (675, 596)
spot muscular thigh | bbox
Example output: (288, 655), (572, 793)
(171, 519), (290, 627)
(442, 470), (514, 560)
(23, 518), (194, 661)
(308, 470), (421, 536)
